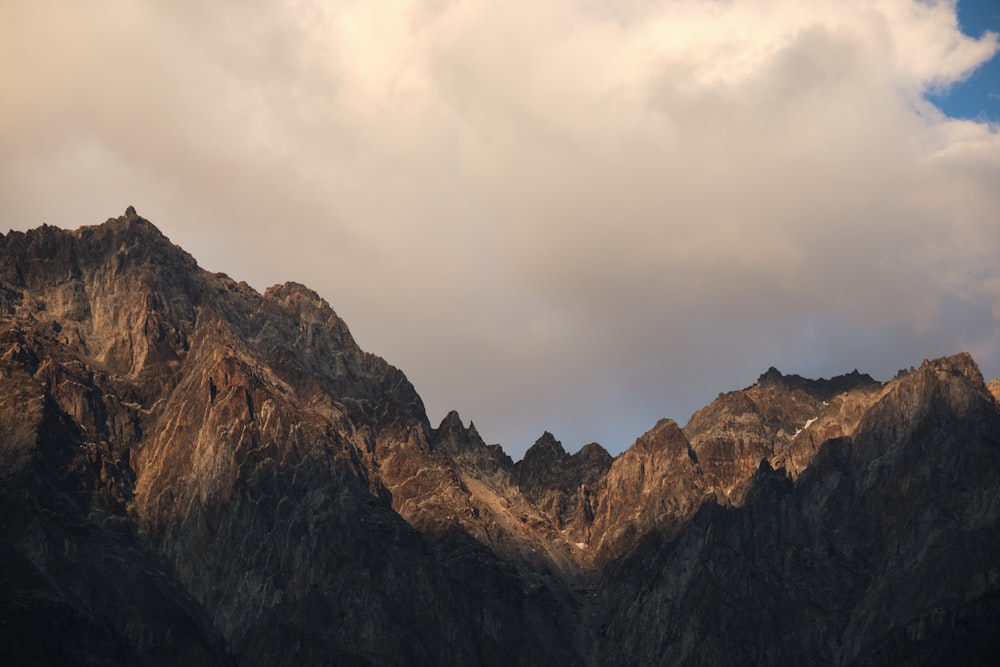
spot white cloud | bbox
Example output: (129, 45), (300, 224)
(1, 0), (998, 456)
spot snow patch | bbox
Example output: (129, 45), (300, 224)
(792, 417), (818, 438)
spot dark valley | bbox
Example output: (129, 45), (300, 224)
(1, 209), (999, 665)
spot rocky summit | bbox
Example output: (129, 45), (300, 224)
(1, 209), (999, 666)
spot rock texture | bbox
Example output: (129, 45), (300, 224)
(684, 367), (885, 501)
(2, 210), (999, 666)
(0, 211), (578, 666)
(595, 354), (1000, 666)
(515, 433), (612, 534)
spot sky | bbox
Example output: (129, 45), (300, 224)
(931, 0), (1000, 120)
(1, 0), (998, 459)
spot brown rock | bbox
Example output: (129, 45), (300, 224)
(3, 210), (999, 666)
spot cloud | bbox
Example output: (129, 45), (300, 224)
(1, 0), (998, 457)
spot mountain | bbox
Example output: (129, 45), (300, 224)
(597, 354), (1000, 665)
(1, 209), (998, 666)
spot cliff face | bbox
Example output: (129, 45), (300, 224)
(595, 354), (1000, 666)
(0, 210), (579, 666)
(2, 210), (999, 666)
(683, 367), (886, 501)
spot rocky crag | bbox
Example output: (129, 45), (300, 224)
(1, 209), (998, 665)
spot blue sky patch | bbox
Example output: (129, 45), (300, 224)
(929, 0), (1000, 122)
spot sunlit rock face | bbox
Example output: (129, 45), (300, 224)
(2, 210), (999, 666)
(683, 366), (886, 499)
(988, 377), (1000, 405)
(0, 211), (579, 666)
(595, 354), (1000, 666)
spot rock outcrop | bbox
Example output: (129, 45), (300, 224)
(988, 377), (1000, 405)
(0, 211), (579, 666)
(2, 210), (998, 666)
(594, 354), (1000, 665)
(684, 366), (886, 501)
(515, 433), (612, 533)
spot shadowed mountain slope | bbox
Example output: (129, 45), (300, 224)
(2, 210), (998, 666)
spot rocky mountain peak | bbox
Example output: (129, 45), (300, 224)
(757, 365), (784, 384)
(97, 206), (182, 251)
(261, 281), (356, 349)
(428, 409), (513, 496)
(436, 412), (485, 448)
(522, 430), (567, 460)
(436, 408), (466, 435)
(633, 417), (688, 454)
(756, 364), (880, 401)
(262, 281), (328, 309)
(684, 360), (889, 502)
(853, 353), (999, 455)
(1, 207), (188, 289)
(515, 432), (568, 490)
(574, 441), (613, 466)
(904, 353), (988, 403)
(431, 409), (487, 455)
(510, 432), (613, 539)
(3, 211), (999, 666)
(918, 350), (985, 386)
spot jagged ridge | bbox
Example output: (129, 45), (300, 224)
(1, 209), (998, 666)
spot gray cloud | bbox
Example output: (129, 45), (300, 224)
(2, 0), (998, 457)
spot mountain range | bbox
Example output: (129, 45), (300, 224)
(2, 208), (999, 665)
